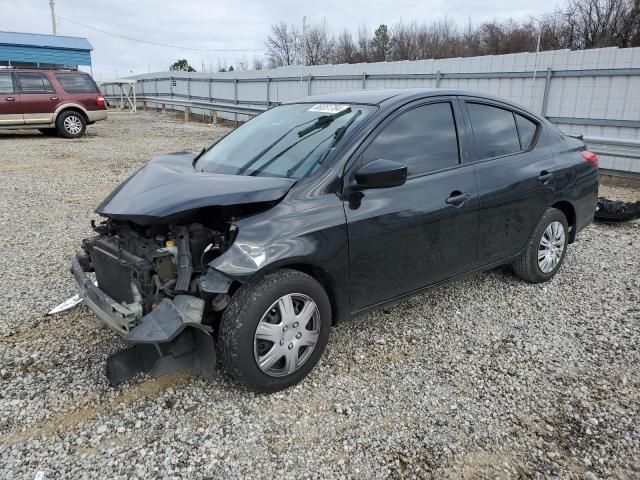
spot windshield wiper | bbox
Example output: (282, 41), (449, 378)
(327, 109), (362, 148)
(234, 117), (322, 175)
(248, 127), (326, 176)
(296, 107), (351, 137)
(285, 132), (336, 178)
(285, 110), (363, 178)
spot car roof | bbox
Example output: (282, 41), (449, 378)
(287, 88), (527, 108)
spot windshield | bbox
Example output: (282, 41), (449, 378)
(195, 103), (374, 179)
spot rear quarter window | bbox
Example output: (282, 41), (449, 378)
(56, 74), (99, 93)
(515, 113), (538, 150)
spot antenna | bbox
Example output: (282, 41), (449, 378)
(49, 0), (57, 35)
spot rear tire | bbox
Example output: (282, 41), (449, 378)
(512, 207), (569, 283)
(56, 111), (86, 138)
(219, 270), (331, 392)
(38, 128), (57, 136)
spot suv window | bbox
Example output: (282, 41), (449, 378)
(467, 103), (521, 160)
(516, 113), (538, 150)
(16, 73), (55, 94)
(363, 102), (460, 176)
(56, 74), (99, 93)
(0, 73), (14, 93)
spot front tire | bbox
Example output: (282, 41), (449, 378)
(512, 207), (569, 283)
(219, 270), (332, 392)
(56, 111), (87, 138)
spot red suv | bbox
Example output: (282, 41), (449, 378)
(0, 68), (107, 138)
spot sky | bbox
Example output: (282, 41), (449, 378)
(0, 0), (560, 78)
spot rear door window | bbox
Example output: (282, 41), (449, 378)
(0, 73), (14, 93)
(363, 102), (460, 176)
(16, 73), (55, 93)
(466, 103), (521, 160)
(56, 74), (99, 93)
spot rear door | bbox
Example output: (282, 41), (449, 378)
(0, 71), (22, 125)
(345, 98), (479, 311)
(15, 72), (60, 124)
(460, 99), (556, 265)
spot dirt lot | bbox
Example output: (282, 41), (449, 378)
(1, 112), (639, 479)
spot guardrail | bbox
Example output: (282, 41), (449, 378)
(583, 136), (640, 160)
(103, 94), (265, 122)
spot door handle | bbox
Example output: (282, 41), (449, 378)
(50, 96), (59, 101)
(538, 170), (554, 183)
(445, 191), (470, 206)
(4, 97), (15, 101)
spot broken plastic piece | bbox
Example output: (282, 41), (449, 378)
(105, 295), (216, 386)
(47, 294), (83, 315)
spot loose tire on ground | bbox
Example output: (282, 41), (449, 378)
(512, 207), (569, 283)
(219, 269), (332, 392)
(56, 110), (87, 139)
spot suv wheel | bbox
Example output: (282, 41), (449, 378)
(512, 207), (569, 283)
(219, 270), (331, 392)
(56, 111), (86, 138)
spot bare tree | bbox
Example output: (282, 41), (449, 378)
(252, 56), (264, 70)
(266, 22), (300, 68)
(355, 25), (372, 62)
(334, 29), (357, 63)
(302, 18), (335, 65)
(563, 0), (638, 48)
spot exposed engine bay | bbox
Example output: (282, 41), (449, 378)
(72, 214), (243, 387)
(80, 218), (235, 327)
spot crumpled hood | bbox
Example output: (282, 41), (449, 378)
(96, 152), (296, 224)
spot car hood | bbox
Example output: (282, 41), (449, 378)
(96, 152), (297, 224)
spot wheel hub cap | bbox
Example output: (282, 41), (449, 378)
(538, 220), (565, 273)
(253, 293), (320, 377)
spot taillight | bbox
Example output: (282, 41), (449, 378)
(580, 150), (598, 168)
(96, 96), (105, 107)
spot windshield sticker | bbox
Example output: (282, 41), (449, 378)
(308, 104), (350, 114)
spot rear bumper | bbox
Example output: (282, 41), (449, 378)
(86, 109), (108, 122)
(71, 256), (140, 335)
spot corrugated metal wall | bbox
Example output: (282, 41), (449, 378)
(0, 45), (92, 66)
(111, 47), (640, 172)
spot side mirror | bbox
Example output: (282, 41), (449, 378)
(354, 159), (408, 189)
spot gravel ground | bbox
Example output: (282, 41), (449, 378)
(1, 112), (639, 480)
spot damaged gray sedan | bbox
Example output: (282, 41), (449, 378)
(72, 89), (598, 392)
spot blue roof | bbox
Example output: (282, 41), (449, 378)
(0, 31), (93, 51)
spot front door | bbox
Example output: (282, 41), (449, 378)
(0, 72), (22, 126)
(345, 99), (479, 312)
(15, 72), (60, 125)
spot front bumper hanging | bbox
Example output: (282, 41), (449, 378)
(71, 257), (217, 386)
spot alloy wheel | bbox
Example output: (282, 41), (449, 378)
(64, 115), (83, 135)
(538, 220), (565, 273)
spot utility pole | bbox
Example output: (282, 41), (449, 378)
(302, 16), (307, 66)
(49, 0), (57, 35)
